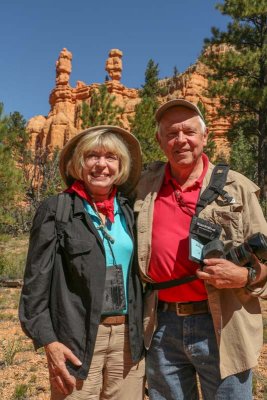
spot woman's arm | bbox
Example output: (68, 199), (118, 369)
(19, 199), (82, 394)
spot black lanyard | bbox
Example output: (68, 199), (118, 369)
(170, 181), (195, 217)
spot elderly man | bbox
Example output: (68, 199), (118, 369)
(135, 99), (267, 399)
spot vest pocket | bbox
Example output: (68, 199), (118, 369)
(63, 237), (96, 255)
(212, 210), (243, 243)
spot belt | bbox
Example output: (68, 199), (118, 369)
(158, 300), (209, 316)
(100, 315), (128, 325)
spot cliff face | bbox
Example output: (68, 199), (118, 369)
(27, 47), (230, 156)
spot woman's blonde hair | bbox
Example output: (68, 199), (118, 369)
(66, 128), (131, 186)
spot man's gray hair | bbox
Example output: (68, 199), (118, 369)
(157, 115), (207, 136)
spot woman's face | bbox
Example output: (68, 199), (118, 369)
(81, 147), (120, 198)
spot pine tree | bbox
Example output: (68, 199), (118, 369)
(0, 104), (65, 233)
(6, 111), (31, 167)
(140, 59), (160, 100)
(27, 147), (63, 210)
(202, 0), (267, 197)
(229, 129), (257, 181)
(131, 59), (164, 164)
(173, 66), (179, 79)
(197, 101), (217, 160)
(0, 104), (25, 228)
(81, 84), (124, 128)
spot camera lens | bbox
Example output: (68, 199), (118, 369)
(202, 239), (225, 259)
(227, 242), (252, 266)
(247, 233), (267, 261)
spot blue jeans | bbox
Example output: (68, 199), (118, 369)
(146, 311), (252, 400)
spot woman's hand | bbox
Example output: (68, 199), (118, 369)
(44, 341), (82, 395)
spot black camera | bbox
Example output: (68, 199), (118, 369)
(189, 216), (222, 263)
(202, 239), (225, 260)
(202, 232), (267, 266)
(226, 233), (267, 266)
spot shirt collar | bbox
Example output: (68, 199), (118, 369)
(83, 196), (120, 218)
(164, 153), (209, 190)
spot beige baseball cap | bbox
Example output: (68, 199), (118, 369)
(155, 98), (205, 123)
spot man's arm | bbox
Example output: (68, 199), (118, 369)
(197, 256), (267, 292)
(197, 176), (267, 296)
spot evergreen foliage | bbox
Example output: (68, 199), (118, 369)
(81, 84), (124, 128)
(131, 59), (165, 164)
(197, 101), (217, 160)
(0, 104), (25, 228)
(139, 59), (160, 100)
(0, 103), (63, 233)
(202, 0), (267, 197)
(27, 148), (63, 210)
(6, 111), (30, 163)
(173, 66), (179, 79)
(229, 128), (257, 181)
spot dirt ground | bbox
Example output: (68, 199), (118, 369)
(0, 287), (266, 400)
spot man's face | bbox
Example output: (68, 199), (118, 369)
(156, 106), (208, 169)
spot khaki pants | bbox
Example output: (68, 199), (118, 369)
(51, 323), (145, 400)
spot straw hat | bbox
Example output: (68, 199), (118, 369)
(59, 125), (142, 195)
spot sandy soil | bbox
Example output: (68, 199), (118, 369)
(0, 288), (266, 399)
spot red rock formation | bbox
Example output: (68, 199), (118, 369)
(27, 47), (230, 157)
(105, 49), (123, 82)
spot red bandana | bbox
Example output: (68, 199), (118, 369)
(65, 180), (117, 223)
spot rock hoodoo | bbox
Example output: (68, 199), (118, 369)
(27, 47), (230, 156)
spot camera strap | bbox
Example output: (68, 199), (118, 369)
(146, 274), (197, 290)
(147, 163), (231, 291)
(195, 163), (233, 216)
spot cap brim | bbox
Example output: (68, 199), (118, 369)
(155, 99), (205, 123)
(59, 125), (142, 195)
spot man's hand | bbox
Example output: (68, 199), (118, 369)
(44, 341), (82, 395)
(196, 258), (248, 289)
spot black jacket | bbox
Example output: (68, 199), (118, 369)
(19, 192), (144, 380)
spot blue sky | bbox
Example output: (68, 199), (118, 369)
(1, 0), (230, 121)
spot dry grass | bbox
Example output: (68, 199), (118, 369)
(0, 288), (266, 399)
(0, 235), (266, 399)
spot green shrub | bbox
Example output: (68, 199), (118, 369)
(0, 234), (28, 279)
(0, 312), (16, 321)
(12, 384), (28, 399)
(0, 252), (26, 279)
(0, 233), (11, 242)
(0, 254), (7, 275)
(252, 373), (257, 395)
(2, 338), (22, 366)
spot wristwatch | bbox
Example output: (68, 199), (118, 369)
(245, 266), (257, 287)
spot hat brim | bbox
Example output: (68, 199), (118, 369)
(59, 125), (142, 196)
(155, 99), (205, 123)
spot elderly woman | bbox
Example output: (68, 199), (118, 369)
(19, 126), (144, 400)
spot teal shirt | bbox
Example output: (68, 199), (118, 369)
(83, 197), (133, 314)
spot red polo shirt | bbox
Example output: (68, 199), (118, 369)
(148, 154), (209, 302)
